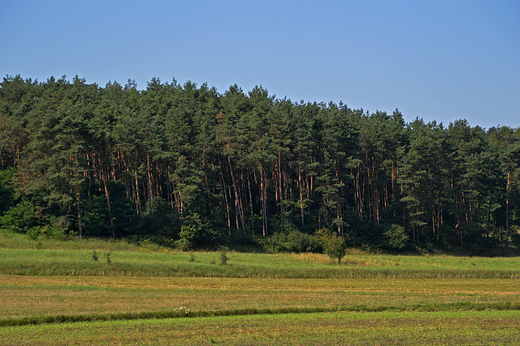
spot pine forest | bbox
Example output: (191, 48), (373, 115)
(1, 75), (519, 254)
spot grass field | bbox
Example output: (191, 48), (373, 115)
(1, 232), (520, 344)
(1, 233), (520, 279)
(2, 311), (520, 345)
(2, 276), (520, 322)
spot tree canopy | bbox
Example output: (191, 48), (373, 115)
(1, 75), (519, 253)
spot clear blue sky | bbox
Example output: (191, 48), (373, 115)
(1, 0), (518, 129)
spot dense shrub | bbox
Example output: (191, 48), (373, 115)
(259, 230), (323, 253)
(0, 201), (39, 234)
(383, 224), (409, 250)
(321, 231), (347, 264)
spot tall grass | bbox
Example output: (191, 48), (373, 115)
(1, 246), (520, 278)
(0, 231), (162, 252)
(1, 232), (520, 278)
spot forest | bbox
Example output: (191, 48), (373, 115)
(0, 75), (519, 254)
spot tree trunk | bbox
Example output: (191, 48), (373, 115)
(260, 168), (268, 236)
(76, 195), (83, 239)
(227, 156), (246, 233)
(219, 162), (231, 235)
(147, 154), (153, 219)
(102, 171), (115, 239)
(298, 160), (304, 227)
(247, 173), (254, 236)
(135, 170), (141, 214)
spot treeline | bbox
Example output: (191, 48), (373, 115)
(0, 75), (519, 253)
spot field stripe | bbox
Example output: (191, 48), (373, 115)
(1, 301), (519, 328)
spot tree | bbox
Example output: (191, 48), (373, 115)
(321, 231), (347, 264)
(13, 85), (91, 238)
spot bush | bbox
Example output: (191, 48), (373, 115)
(175, 211), (226, 250)
(0, 201), (39, 234)
(26, 226), (41, 240)
(383, 224), (409, 250)
(345, 220), (384, 248)
(227, 234), (261, 252)
(131, 197), (180, 240)
(178, 224), (199, 250)
(259, 230), (322, 253)
(175, 238), (190, 251)
(321, 232), (347, 264)
(39, 216), (71, 240)
(219, 246), (229, 265)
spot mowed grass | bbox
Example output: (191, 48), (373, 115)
(1, 276), (520, 321)
(2, 310), (520, 345)
(1, 232), (520, 344)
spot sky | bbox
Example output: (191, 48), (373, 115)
(1, 0), (519, 130)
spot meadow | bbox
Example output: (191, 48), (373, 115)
(1, 232), (520, 344)
(1, 233), (519, 279)
(3, 311), (520, 345)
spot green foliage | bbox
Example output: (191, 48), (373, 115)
(1, 76), (520, 254)
(346, 220), (384, 249)
(0, 201), (39, 234)
(383, 224), (409, 250)
(134, 197), (180, 240)
(321, 230), (347, 264)
(82, 183), (137, 239)
(175, 237), (191, 252)
(0, 168), (17, 215)
(80, 195), (111, 237)
(38, 216), (71, 240)
(177, 224), (198, 250)
(26, 226), (41, 240)
(259, 230), (322, 253)
(219, 246), (229, 265)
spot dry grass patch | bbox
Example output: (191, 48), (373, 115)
(2, 276), (520, 321)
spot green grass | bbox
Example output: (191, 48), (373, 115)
(2, 310), (520, 345)
(1, 245), (520, 278)
(2, 232), (520, 279)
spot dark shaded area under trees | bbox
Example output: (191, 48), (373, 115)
(1, 75), (519, 254)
